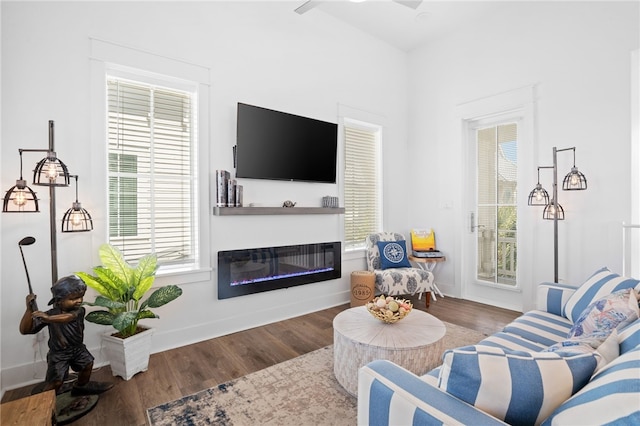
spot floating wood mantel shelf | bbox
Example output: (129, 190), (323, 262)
(213, 207), (345, 216)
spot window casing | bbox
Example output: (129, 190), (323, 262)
(107, 76), (198, 270)
(343, 119), (382, 251)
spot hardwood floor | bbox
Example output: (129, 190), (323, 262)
(1, 296), (520, 425)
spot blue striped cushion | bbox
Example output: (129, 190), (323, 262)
(563, 267), (640, 323)
(359, 360), (507, 426)
(478, 331), (550, 352)
(619, 318), (640, 354)
(541, 346), (640, 425)
(537, 282), (579, 316)
(438, 345), (597, 426)
(502, 310), (573, 347)
(422, 366), (440, 385)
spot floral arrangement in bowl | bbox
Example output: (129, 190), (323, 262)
(366, 295), (413, 323)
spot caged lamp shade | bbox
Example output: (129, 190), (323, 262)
(562, 148), (587, 191)
(61, 202), (93, 232)
(543, 200), (565, 221)
(32, 122), (71, 187)
(32, 151), (70, 187)
(528, 183), (549, 206)
(3, 151), (39, 212)
(563, 166), (588, 190)
(61, 175), (93, 232)
(528, 167), (551, 206)
(3, 179), (39, 212)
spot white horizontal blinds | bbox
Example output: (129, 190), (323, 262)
(344, 124), (379, 250)
(477, 122), (518, 210)
(107, 77), (195, 266)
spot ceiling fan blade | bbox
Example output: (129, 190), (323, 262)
(295, 0), (323, 15)
(393, 0), (423, 10)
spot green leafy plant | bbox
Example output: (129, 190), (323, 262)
(77, 243), (183, 338)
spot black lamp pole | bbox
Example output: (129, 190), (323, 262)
(530, 146), (586, 283)
(48, 120), (58, 282)
(552, 147), (559, 283)
(3, 120), (93, 287)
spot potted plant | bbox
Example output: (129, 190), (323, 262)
(77, 243), (182, 380)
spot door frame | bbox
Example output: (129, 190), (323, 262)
(456, 86), (537, 312)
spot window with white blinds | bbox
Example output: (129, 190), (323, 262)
(107, 76), (198, 268)
(344, 120), (381, 250)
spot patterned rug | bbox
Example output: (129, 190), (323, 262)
(147, 322), (486, 425)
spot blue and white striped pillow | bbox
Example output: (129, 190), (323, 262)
(438, 345), (597, 426)
(619, 318), (640, 354)
(541, 346), (640, 425)
(562, 267), (640, 323)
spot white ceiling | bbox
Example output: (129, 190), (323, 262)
(297, 0), (501, 51)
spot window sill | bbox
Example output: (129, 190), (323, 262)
(343, 248), (366, 262)
(475, 280), (522, 293)
(155, 267), (212, 286)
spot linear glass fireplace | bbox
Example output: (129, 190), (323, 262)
(218, 242), (341, 299)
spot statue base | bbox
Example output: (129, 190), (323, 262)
(55, 391), (99, 425)
(30, 382), (100, 425)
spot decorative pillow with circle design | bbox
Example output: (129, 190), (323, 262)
(376, 240), (412, 269)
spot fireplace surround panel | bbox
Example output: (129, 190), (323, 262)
(218, 242), (341, 299)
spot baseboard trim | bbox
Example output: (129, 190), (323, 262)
(1, 291), (351, 395)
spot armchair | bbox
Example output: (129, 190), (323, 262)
(365, 232), (433, 305)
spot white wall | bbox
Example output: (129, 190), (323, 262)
(0, 1), (409, 391)
(2, 0), (638, 393)
(407, 1), (639, 308)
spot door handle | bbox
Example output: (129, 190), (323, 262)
(470, 212), (485, 232)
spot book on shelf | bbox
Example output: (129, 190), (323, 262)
(411, 250), (444, 258)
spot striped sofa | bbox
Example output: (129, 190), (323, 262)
(358, 268), (640, 425)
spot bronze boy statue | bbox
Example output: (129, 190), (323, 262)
(20, 275), (113, 396)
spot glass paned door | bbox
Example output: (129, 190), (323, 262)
(476, 123), (518, 286)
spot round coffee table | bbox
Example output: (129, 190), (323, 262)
(333, 306), (446, 396)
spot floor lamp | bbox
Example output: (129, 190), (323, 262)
(528, 146), (588, 282)
(3, 120), (93, 284)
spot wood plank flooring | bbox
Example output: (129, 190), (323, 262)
(1, 296), (520, 425)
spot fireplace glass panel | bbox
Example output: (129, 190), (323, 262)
(218, 242), (341, 299)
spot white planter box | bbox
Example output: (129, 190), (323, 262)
(102, 327), (154, 381)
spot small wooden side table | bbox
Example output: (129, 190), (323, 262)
(409, 255), (446, 307)
(1, 390), (56, 426)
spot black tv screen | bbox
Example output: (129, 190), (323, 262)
(235, 103), (338, 183)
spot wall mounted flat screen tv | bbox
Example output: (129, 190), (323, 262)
(235, 103), (338, 183)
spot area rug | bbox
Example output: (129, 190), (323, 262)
(147, 322), (486, 426)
